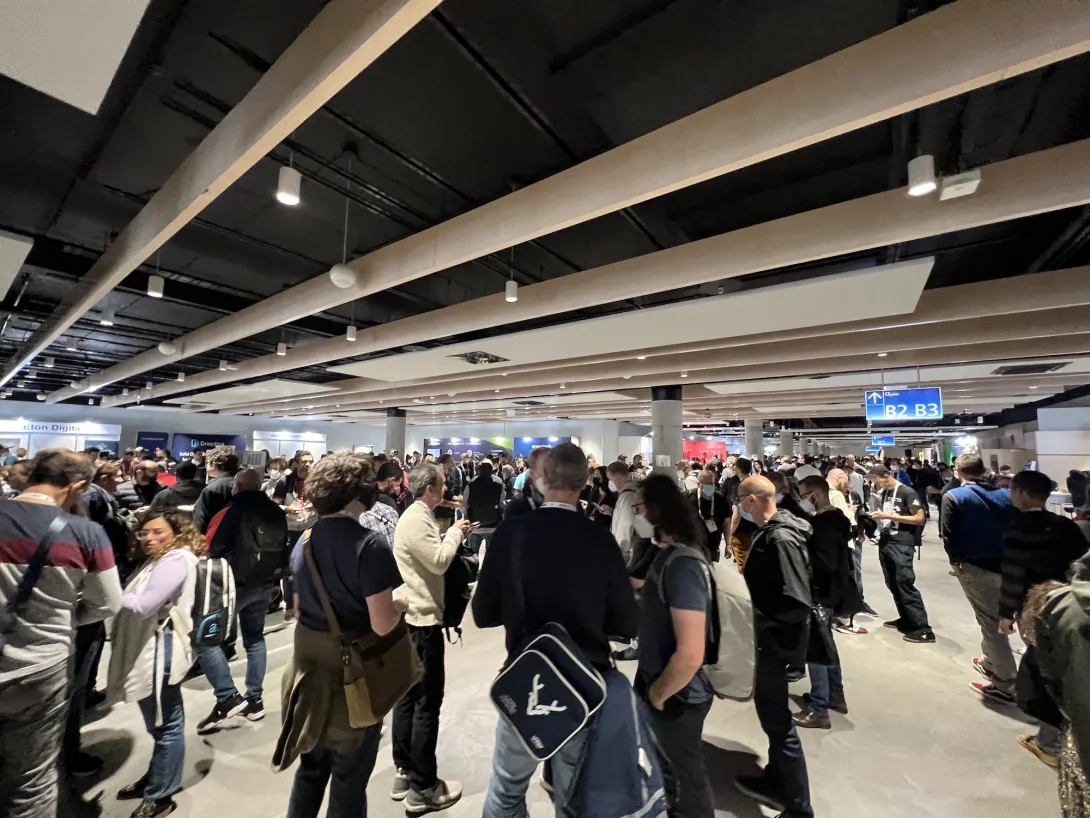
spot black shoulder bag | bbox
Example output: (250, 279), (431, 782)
(488, 520), (607, 760)
(0, 515), (67, 657)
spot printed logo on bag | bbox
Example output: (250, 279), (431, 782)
(526, 674), (567, 716)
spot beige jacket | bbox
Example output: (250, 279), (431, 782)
(393, 500), (465, 627)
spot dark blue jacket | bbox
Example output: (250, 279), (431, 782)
(940, 479), (1015, 572)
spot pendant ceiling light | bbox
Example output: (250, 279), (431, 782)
(176, 372), (185, 382)
(147, 274), (164, 298)
(346, 325), (357, 342)
(43, 356), (54, 368)
(907, 154), (938, 197)
(276, 151), (301, 206)
(100, 307), (115, 326)
(219, 360), (228, 371)
(276, 342), (287, 356)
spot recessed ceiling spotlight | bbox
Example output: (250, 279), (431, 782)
(877, 352), (888, 358)
(637, 356), (647, 361)
(1029, 385), (1038, 389)
(907, 154), (937, 197)
(680, 371), (688, 378)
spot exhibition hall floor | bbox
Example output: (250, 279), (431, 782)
(75, 523), (1057, 818)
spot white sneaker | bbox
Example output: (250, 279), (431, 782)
(405, 780), (463, 814)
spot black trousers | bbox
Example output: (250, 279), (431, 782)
(878, 538), (930, 632)
(642, 691), (714, 818)
(63, 622), (106, 763)
(753, 644), (814, 818)
(391, 625), (445, 792)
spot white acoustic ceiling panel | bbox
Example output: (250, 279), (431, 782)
(0, 0), (150, 113)
(328, 259), (934, 383)
(0, 231), (33, 302)
(167, 379), (339, 408)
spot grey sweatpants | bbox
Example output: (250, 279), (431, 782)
(954, 562), (1016, 693)
(0, 663), (69, 818)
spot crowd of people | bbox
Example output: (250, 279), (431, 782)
(0, 441), (1088, 818)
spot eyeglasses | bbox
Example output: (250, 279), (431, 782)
(135, 530), (152, 539)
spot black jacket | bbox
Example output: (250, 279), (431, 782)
(115, 479), (163, 512)
(505, 483), (543, 519)
(807, 507), (855, 613)
(998, 509), (1089, 619)
(149, 478), (205, 513)
(465, 474), (504, 527)
(193, 474), (236, 534)
(686, 487), (729, 557)
(207, 490), (289, 586)
(744, 510), (813, 665)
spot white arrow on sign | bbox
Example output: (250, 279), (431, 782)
(866, 391), (883, 404)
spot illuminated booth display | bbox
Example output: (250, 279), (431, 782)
(0, 419), (121, 457)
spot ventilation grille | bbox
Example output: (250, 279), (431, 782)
(991, 362), (1069, 376)
(448, 351), (509, 366)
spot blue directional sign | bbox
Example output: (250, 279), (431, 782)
(865, 445), (883, 453)
(864, 387), (943, 422)
(871, 434), (896, 446)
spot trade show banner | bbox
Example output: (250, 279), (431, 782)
(136, 431), (170, 452)
(171, 432), (247, 460)
(83, 438), (121, 456)
(682, 440), (727, 463)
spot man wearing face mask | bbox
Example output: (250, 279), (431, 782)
(506, 447), (549, 518)
(606, 461), (639, 565)
(732, 475), (815, 818)
(724, 457), (756, 572)
(115, 459), (163, 513)
(687, 470), (728, 561)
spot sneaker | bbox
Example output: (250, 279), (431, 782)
(836, 620), (868, 635)
(1017, 734), (1060, 769)
(971, 682), (1015, 705)
(972, 657), (997, 681)
(129, 798), (176, 818)
(86, 688), (108, 709)
(785, 666), (806, 683)
(391, 770), (411, 802)
(734, 775), (785, 813)
(197, 693), (246, 734)
(612, 646), (639, 662)
(68, 751), (104, 777)
(829, 697), (849, 715)
(404, 779), (463, 814)
(241, 697), (265, 721)
(903, 629), (936, 643)
(883, 618), (905, 631)
(792, 710), (831, 729)
(117, 776), (148, 801)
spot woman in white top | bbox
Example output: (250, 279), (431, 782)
(107, 512), (201, 818)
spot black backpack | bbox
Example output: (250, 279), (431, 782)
(442, 540), (479, 642)
(232, 502), (289, 587)
(191, 557), (236, 647)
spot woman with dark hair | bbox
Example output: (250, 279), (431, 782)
(274, 453), (406, 817)
(633, 473), (715, 818)
(585, 465), (616, 529)
(107, 511), (201, 818)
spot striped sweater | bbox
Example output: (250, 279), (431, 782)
(0, 499), (123, 684)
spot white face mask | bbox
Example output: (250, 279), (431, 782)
(534, 476), (547, 496)
(799, 498), (816, 514)
(676, 470), (685, 480)
(267, 469), (281, 480)
(633, 514), (655, 539)
(608, 479), (619, 493)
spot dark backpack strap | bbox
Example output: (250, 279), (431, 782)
(6, 515), (67, 617)
(655, 545), (710, 606)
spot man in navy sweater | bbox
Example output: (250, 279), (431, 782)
(941, 453), (1017, 704)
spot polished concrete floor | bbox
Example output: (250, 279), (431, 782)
(74, 522), (1061, 817)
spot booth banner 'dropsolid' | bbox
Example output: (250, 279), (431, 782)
(171, 433), (247, 460)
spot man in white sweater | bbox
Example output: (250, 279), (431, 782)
(391, 462), (471, 814)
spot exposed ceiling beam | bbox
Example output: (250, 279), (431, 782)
(71, 0), (1090, 400)
(106, 133), (1090, 407)
(0, 0), (442, 388)
(217, 265), (1090, 415)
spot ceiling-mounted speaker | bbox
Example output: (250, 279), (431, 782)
(329, 264), (356, 288)
(158, 340), (176, 355)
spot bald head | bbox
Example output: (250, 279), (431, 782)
(233, 467), (262, 494)
(826, 468), (849, 493)
(738, 475), (777, 526)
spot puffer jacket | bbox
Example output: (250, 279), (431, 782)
(115, 479), (163, 512)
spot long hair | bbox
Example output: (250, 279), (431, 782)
(1019, 580), (1065, 646)
(142, 511), (204, 559)
(638, 473), (703, 545)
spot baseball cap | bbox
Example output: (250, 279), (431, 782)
(866, 465), (891, 477)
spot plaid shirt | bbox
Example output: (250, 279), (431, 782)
(360, 502), (399, 549)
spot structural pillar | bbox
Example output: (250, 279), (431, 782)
(744, 418), (763, 458)
(778, 428), (793, 457)
(810, 439), (820, 456)
(385, 407), (406, 457)
(651, 386), (683, 471)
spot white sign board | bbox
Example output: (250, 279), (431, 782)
(0, 419), (121, 437)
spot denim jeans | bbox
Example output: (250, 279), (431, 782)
(807, 611), (844, 717)
(753, 641), (814, 818)
(198, 584), (269, 702)
(0, 662), (68, 818)
(483, 717), (586, 818)
(136, 626), (186, 800)
(286, 725), (382, 818)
